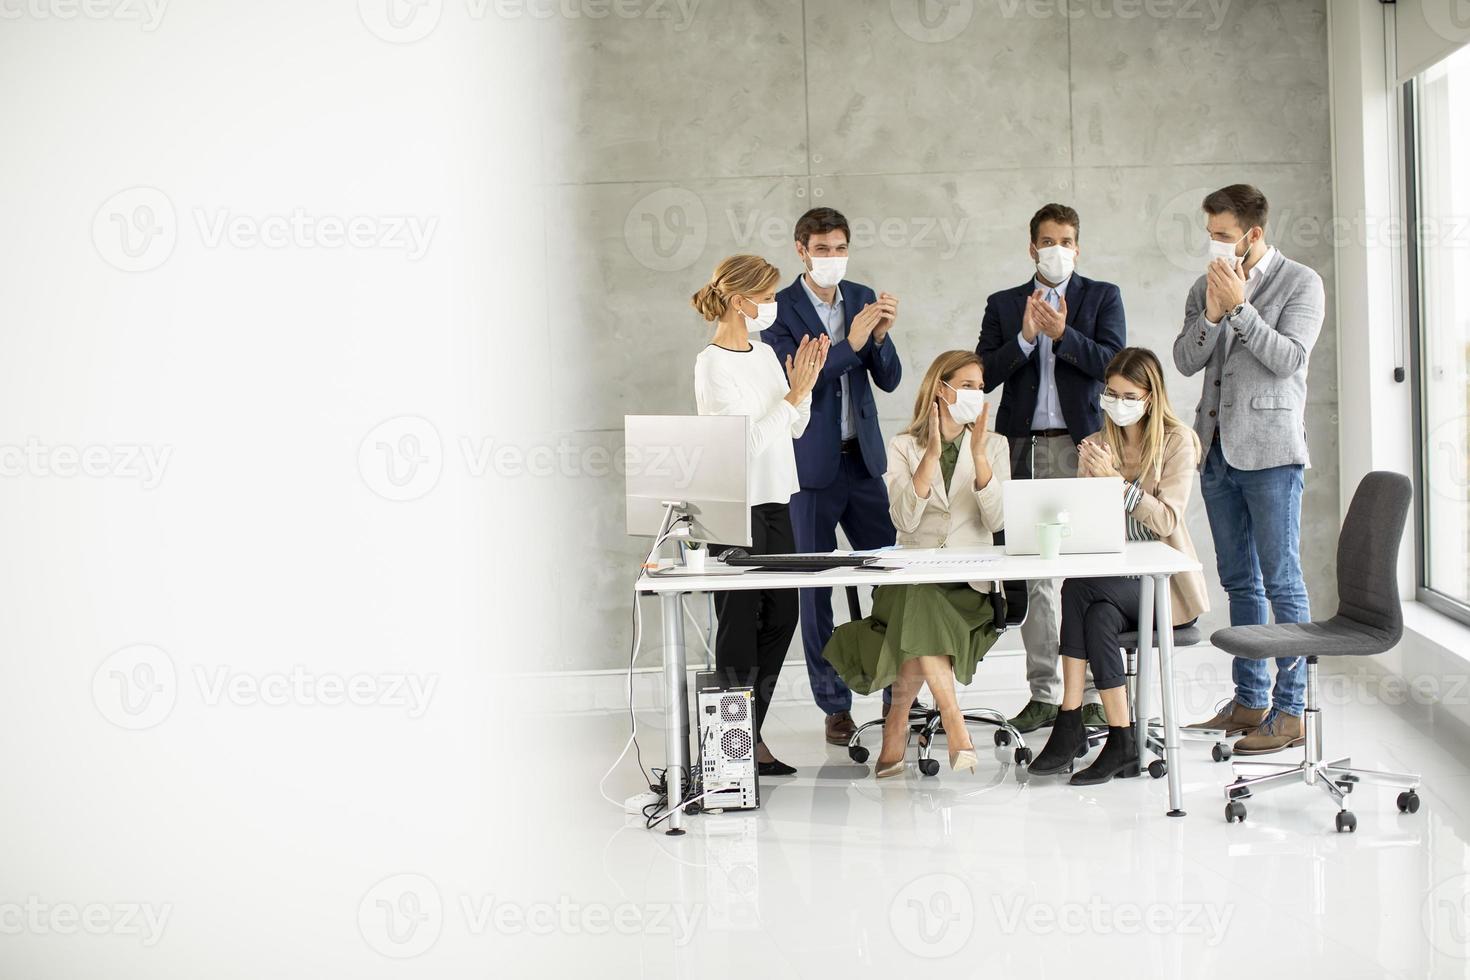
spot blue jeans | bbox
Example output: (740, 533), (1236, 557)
(1200, 439), (1309, 716)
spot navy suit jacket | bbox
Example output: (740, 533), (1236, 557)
(762, 276), (902, 489)
(976, 274), (1126, 446)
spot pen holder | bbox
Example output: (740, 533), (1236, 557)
(1036, 521), (1072, 560)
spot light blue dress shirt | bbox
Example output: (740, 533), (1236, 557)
(800, 275), (856, 440)
(1015, 276), (1070, 431)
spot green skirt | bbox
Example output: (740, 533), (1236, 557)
(821, 582), (998, 696)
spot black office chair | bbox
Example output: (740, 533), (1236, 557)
(843, 577), (1033, 774)
(1081, 624), (1233, 776)
(1218, 471), (1420, 832)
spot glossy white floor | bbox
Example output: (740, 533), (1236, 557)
(535, 657), (1470, 979)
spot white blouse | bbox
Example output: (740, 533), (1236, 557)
(694, 341), (811, 506)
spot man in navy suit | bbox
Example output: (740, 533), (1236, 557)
(977, 203), (1127, 735)
(763, 207), (902, 746)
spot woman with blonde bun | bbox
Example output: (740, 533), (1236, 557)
(692, 254), (828, 777)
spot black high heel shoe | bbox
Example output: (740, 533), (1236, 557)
(1028, 707), (1087, 776)
(755, 742), (797, 777)
(1070, 724), (1139, 785)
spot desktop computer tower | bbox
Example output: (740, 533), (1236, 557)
(695, 672), (759, 812)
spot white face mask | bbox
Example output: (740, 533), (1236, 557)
(1100, 393), (1148, 427)
(741, 299), (778, 333)
(1035, 244), (1076, 284)
(1207, 233), (1249, 270)
(808, 255), (848, 289)
(943, 381), (987, 426)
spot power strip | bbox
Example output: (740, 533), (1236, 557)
(624, 791), (661, 814)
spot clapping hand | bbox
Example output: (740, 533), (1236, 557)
(1033, 292), (1067, 341)
(1078, 438), (1120, 479)
(970, 400), (994, 488)
(783, 334), (829, 405)
(1205, 257), (1245, 322)
(911, 399), (944, 500)
(873, 292), (899, 341)
(925, 399), (943, 460)
(1021, 293), (1043, 342)
(848, 301), (884, 351)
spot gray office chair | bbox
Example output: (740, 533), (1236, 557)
(1080, 624), (1232, 776)
(845, 578), (1033, 773)
(1219, 471), (1420, 833)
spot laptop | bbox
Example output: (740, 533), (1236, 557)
(1002, 477), (1126, 556)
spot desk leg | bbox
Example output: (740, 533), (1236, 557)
(661, 591), (691, 836)
(1154, 574), (1185, 817)
(1133, 575), (1155, 773)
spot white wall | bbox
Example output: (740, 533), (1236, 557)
(0, 6), (551, 977)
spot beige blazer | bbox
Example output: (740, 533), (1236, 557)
(1094, 424), (1211, 626)
(885, 427), (1012, 592)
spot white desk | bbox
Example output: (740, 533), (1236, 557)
(635, 541), (1202, 834)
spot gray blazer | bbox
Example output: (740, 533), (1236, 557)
(1172, 251), (1325, 471)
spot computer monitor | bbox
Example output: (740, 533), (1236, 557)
(624, 414), (751, 547)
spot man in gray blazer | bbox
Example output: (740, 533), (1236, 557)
(1173, 184), (1325, 756)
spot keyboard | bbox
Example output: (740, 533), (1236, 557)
(719, 554), (883, 572)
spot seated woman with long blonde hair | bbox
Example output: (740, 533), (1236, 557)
(823, 350), (1009, 777)
(1028, 346), (1209, 784)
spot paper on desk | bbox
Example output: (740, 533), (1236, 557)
(871, 548), (1001, 568)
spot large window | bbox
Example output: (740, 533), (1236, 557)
(1412, 43), (1470, 621)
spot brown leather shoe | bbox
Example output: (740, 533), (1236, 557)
(1186, 700), (1269, 737)
(1233, 711), (1305, 755)
(825, 711), (857, 745)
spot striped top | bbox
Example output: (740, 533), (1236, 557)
(1124, 479), (1156, 542)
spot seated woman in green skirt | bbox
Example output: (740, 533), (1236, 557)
(823, 350), (1009, 778)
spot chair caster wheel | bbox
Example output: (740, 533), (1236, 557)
(1335, 810), (1357, 833)
(1014, 747), (1032, 766)
(848, 745), (869, 764)
(918, 758), (940, 777)
(1225, 801), (1246, 823)
(1397, 790), (1420, 814)
(1147, 759), (1167, 779)
(994, 729), (1012, 747)
(1212, 743), (1232, 762)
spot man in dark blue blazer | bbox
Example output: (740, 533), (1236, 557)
(976, 203), (1126, 735)
(763, 207), (902, 745)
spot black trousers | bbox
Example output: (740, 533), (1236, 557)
(1060, 576), (1198, 691)
(1058, 576), (1142, 691)
(713, 503), (798, 740)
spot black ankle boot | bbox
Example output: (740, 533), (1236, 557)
(1070, 724), (1139, 785)
(1028, 707), (1086, 775)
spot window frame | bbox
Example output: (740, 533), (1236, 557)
(1405, 74), (1470, 628)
